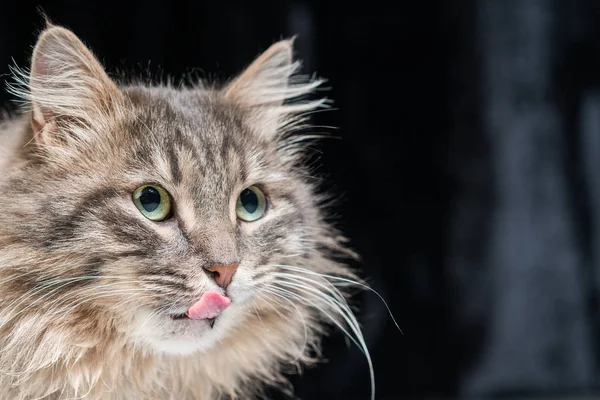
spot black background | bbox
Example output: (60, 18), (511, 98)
(2, 1), (600, 399)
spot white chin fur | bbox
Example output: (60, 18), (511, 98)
(130, 301), (250, 356)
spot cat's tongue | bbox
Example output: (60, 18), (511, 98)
(186, 292), (231, 320)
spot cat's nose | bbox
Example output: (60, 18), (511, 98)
(205, 262), (239, 288)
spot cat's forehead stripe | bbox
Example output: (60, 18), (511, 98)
(166, 145), (182, 185)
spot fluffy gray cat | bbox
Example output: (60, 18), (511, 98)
(0, 23), (372, 399)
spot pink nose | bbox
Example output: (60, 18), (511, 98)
(186, 291), (231, 320)
(205, 262), (239, 288)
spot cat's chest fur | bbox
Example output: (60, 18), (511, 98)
(1, 307), (309, 399)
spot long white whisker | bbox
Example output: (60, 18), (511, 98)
(275, 264), (402, 333)
(265, 281), (376, 399)
(265, 284), (364, 355)
(265, 265), (384, 400)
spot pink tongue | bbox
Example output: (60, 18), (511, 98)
(186, 292), (231, 320)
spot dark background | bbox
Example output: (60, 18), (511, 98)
(2, 1), (600, 399)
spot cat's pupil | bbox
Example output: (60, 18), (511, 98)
(139, 187), (161, 212)
(240, 189), (258, 214)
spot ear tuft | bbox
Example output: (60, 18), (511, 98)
(225, 38), (295, 105)
(12, 25), (122, 146)
(224, 38), (327, 136)
(38, 9), (55, 30)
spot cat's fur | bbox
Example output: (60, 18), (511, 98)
(0, 23), (360, 399)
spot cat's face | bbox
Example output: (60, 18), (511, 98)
(78, 87), (317, 354)
(4, 26), (340, 356)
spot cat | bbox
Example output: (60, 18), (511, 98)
(0, 22), (370, 399)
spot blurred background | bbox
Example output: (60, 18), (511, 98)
(2, 0), (600, 399)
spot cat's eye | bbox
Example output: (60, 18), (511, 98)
(236, 186), (267, 222)
(133, 185), (172, 221)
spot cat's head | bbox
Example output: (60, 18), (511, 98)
(2, 25), (355, 359)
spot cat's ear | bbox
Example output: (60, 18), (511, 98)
(224, 38), (326, 136)
(27, 25), (122, 146)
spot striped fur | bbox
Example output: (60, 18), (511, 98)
(0, 24), (361, 399)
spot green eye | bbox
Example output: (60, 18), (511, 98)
(133, 185), (172, 221)
(236, 186), (267, 222)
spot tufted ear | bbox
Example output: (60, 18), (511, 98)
(224, 38), (327, 137)
(26, 25), (122, 146)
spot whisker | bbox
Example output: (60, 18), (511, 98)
(264, 284), (364, 355)
(37, 280), (151, 315)
(0, 277), (106, 326)
(1, 279), (149, 328)
(270, 281), (375, 399)
(274, 264), (402, 333)
(59, 288), (153, 318)
(261, 264), (396, 400)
